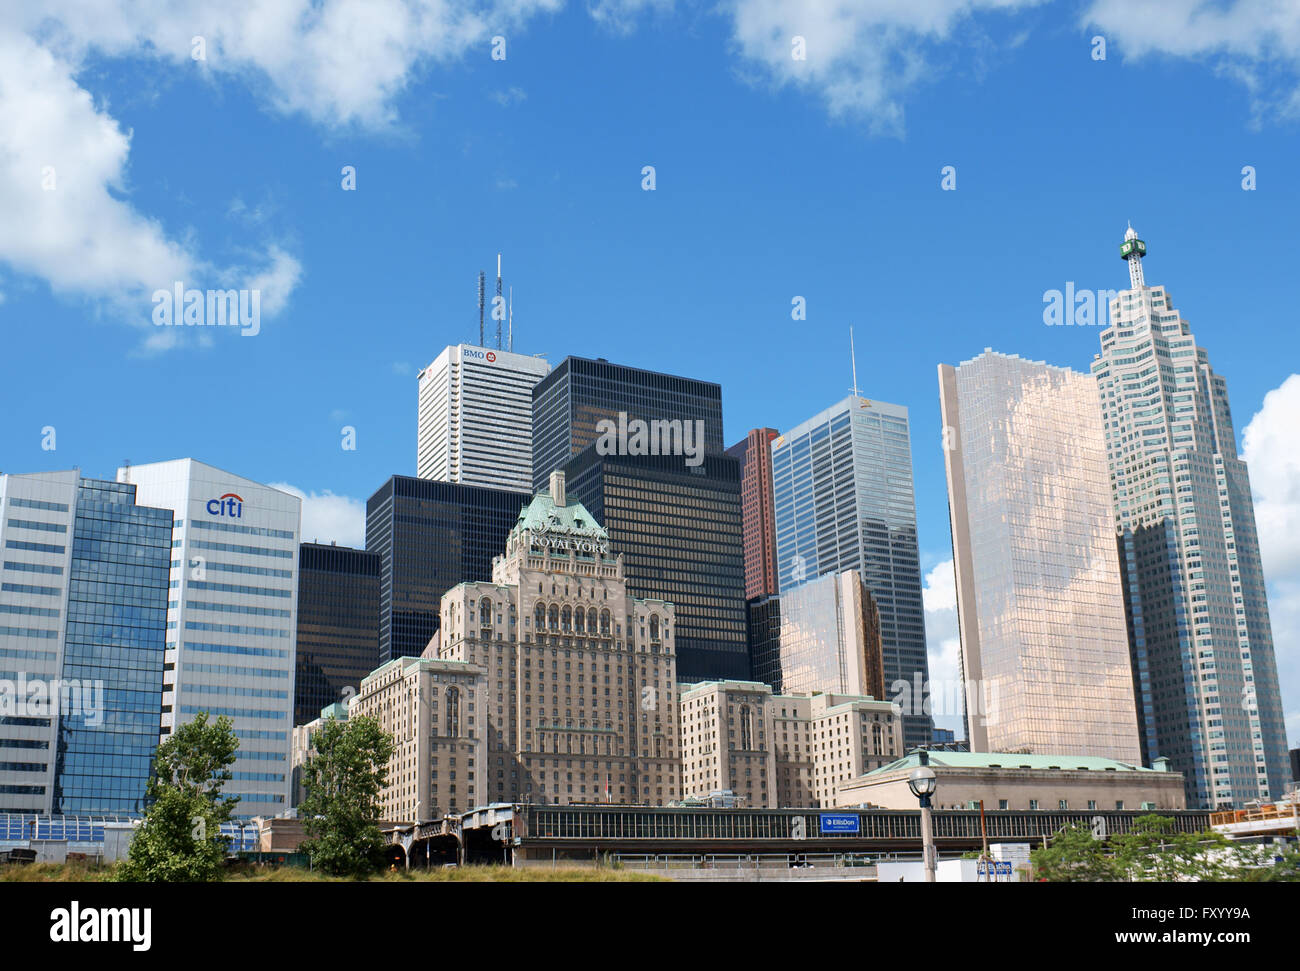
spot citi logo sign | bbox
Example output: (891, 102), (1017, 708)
(462, 348), (496, 363)
(206, 493), (244, 518)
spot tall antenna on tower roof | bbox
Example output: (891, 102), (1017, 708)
(508, 286), (513, 353)
(495, 253), (503, 351)
(477, 270), (486, 347)
(849, 326), (860, 399)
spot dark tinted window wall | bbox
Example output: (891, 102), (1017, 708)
(295, 543), (379, 725)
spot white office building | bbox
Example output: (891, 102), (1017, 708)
(119, 459), (301, 818)
(417, 344), (550, 492)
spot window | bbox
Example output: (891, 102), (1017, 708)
(1029, 799), (1039, 811)
(998, 799), (1008, 811)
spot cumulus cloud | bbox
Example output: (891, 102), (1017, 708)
(1241, 373), (1300, 745)
(922, 557), (965, 737)
(271, 483), (366, 548)
(1084, 0), (1300, 123)
(723, 0), (1045, 134)
(1, 0), (565, 347)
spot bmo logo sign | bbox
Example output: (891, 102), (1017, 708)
(463, 348), (497, 363)
(206, 493), (244, 518)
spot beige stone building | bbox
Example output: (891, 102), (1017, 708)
(680, 681), (777, 808)
(435, 471), (681, 808)
(679, 681), (902, 808)
(832, 751), (1187, 811)
(351, 655), (486, 821)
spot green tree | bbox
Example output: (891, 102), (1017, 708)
(1030, 821), (1122, 882)
(117, 711), (240, 882)
(1241, 841), (1300, 882)
(298, 715), (394, 877)
(1111, 814), (1241, 882)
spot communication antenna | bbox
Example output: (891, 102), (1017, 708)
(508, 286), (513, 353)
(849, 326), (860, 398)
(477, 271), (486, 347)
(495, 253), (504, 350)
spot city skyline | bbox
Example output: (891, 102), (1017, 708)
(2, 4), (1298, 750)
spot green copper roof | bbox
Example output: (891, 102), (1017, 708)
(864, 751), (1161, 778)
(511, 488), (607, 540)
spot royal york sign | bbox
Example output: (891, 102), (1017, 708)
(531, 526), (609, 556)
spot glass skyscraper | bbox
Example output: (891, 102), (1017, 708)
(294, 543), (380, 725)
(1092, 228), (1289, 808)
(562, 448), (749, 682)
(0, 471), (172, 815)
(771, 396), (933, 750)
(775, 570), (885, 701)
(531, 357), (725, 493)
(122, 459), (302, 819)
(366, 475), (528, 664)
(938, 350), (1142, 762)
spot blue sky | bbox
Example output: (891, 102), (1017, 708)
(2, 1), (1298, 741)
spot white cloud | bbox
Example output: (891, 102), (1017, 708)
(1, 1), (569, 347)
(922, 557), (965, 737)
(271, 483), (366, 548)
(723, 0), (1045, 134)
(1241, 373), (1300, 747)
(0, 25), (299, 349)
(587, 0), (674, 35)
(1084, 0), (1300, 123)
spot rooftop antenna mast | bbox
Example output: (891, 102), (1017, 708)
(477, 271), (486, 347)
(849, 326), (860, 398)
(495, 253), (504, 351)
(508, 286), (513, 353)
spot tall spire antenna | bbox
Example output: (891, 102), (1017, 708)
(477, 270), (486, 347)
(1120, 224), (1147, 290)
(508, 286), (513, 353)
(495, 253), (504, 350)
(849, 326), (860, 398)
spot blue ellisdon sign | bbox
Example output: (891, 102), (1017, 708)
(819, 813), (860, 834)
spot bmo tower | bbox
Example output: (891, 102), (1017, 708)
(119, 459), (302, 818)
(417, 344), (551, 493)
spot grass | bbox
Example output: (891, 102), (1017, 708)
(1, 861), (666, 883)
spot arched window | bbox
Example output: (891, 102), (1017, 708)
(445, 686), (461, 737)
(561, 606), (572, 632)
(548, 605), (559, 630)
(479, 597), (492, 627)
(574, 607), (585, 633)
(534, 603), (546, 630)
(649, 615), (660, 641)
(588, 610), (599, 633)
(740, 704), (753, 750)
(600, 609), (611, 635)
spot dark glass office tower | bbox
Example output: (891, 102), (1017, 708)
(562, 448), (748, 681)
(366, 476), (528, 664)
(54, 478), (173, 815)
(531, 357), (725, 492)
(747, 593), (781, 689)
(295, 543), (380, 725)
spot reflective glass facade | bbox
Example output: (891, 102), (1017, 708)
(366, 476), (528, 664)
(55, 479), (172, 814)
(727, 428), (781, 600)
(294, 543), (380, 725)
(1092, 247), (1289, 808)
(939, 352), (1141, 762)
(563, 449), (749, 682)
(776, 570), (884, 701)
(531, 357), (724, 493)
(771, 396), (932, 750)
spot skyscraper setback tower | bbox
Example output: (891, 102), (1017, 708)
(1093, 227), (1289, 808)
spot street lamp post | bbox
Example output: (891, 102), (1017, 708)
(907, 749), (938, 883)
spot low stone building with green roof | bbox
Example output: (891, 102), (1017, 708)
(832, 749), (1186, 812)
